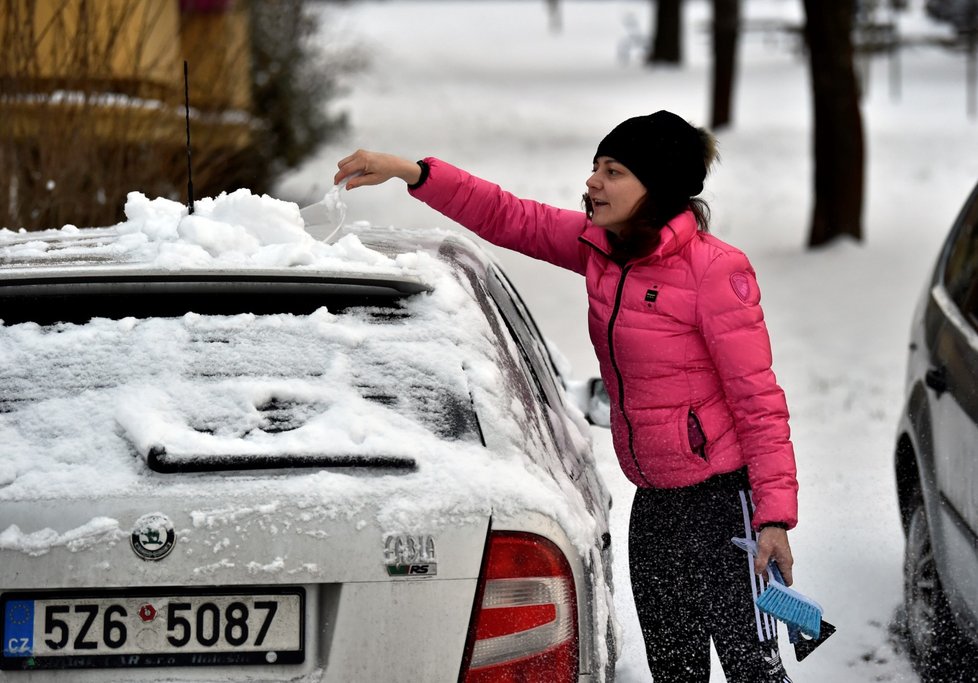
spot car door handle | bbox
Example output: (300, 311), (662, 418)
(925, 365), (948, 396)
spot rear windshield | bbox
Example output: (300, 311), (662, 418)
(0, 278), (481, 474)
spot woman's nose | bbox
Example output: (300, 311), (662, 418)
(586, 173), (600, 190)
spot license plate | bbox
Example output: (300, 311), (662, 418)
(1, 587), (304, 670)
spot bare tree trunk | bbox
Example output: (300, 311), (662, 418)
(803, 0), (865, 247)
(711, 0), (740, 129)
(545, 0), (561, 33)
(649, 0), (682, 64)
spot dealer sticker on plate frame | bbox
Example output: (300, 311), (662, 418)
(0, 587), (304, 670)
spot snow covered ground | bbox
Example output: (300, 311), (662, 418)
(276, 0), (978, 680)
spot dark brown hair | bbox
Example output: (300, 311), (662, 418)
(581, 193), (712, 261)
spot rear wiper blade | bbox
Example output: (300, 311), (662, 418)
(146, 445), (417, 474)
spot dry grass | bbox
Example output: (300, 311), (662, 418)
(0, 0), (349, 231)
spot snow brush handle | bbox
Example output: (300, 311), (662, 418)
(731, 536), (788, 584)
(767, 559), (789, 586)
(731, 537), (802, 643)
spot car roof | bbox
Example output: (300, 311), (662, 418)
(0, 222), (490, 286)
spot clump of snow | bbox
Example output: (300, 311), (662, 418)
(0, 189), (420, 276)
(0, 518), (127, 557)
(118, 190), (317, 268)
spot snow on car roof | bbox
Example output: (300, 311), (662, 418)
(0, 190), (601, 558)
(0, 189), (434, 280)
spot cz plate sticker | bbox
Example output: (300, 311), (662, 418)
(4, 601), (34, 658)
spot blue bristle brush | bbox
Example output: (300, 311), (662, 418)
(757, 559), (823, 639)
(731, 537), (824, 640)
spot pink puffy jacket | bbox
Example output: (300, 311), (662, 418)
(410, 159), (798, 529)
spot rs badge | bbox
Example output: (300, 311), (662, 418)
(130, 513), (176, 561)
(383, 534), (437, 577)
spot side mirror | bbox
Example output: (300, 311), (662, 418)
(565, 377), (611, 428)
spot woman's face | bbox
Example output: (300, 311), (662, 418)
(586, 156), (648, 235)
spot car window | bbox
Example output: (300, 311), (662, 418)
(943, 185), (978, 326)
(486, 266), (566, 412)
(0, 278), (483, 473)
(485, 266), (592, 493)
(440, 250), (554, 451)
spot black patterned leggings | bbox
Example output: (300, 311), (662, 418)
(628, 468), (793, 682)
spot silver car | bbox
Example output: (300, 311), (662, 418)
(895, 178), (978, 681)
(0, 208), (616, 682)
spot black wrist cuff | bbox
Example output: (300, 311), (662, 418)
(759, 522), (789, 531)
(408, 160), (430, 190)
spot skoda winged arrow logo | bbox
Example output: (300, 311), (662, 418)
(130, 512), (176, 561)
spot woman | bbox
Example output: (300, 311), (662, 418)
(335, 110), (798, 682)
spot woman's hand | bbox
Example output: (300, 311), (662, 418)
(334, 150), (421, 190)
(755, 526), (793, 585)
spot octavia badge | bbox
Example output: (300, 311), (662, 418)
(130, 512), (176, 561)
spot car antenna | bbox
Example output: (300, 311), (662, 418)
(184, 60), (195, 215)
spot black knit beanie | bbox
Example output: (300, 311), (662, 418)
(594, 110), (707, 200)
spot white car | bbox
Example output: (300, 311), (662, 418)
(0, 190), (616, 682)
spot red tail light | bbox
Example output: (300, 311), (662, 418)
(460, 532), (578, 682)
